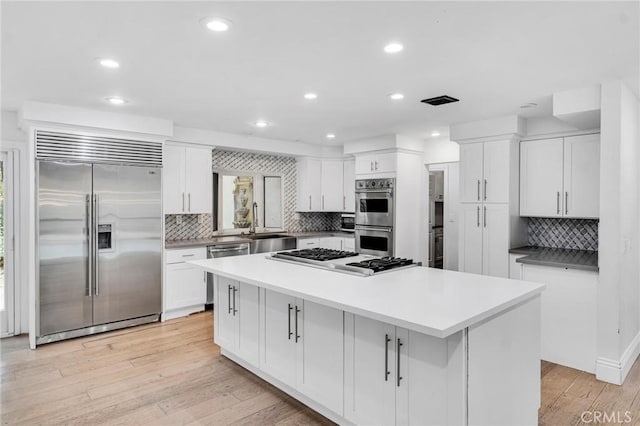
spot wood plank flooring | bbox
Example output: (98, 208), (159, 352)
(2, 311), (640, 425)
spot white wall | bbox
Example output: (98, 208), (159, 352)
(423, 138), (460, 164)
(596, 80), (640, 384)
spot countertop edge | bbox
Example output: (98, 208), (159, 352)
(190, 259), (545, 339)
(165, 231), (354, 249)
(516, 256), (599, 272)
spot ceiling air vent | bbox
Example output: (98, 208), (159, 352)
(421, 95), (459, 106)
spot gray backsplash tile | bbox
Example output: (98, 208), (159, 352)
(165, 149), (341, 240)
(528, 218), (598, 251)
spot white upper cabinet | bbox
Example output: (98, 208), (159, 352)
(355, 152), (396, 175)
(343, 160), (356, 212)
(164, 144), (212, 214)
(297, 158), (353, 212)
(321, 160), (344, 211)
(563, 134), (600, 218)
(520, 138), (564, 217)
(520, 134), (600, 218)
(296, 159), (322, 212)
(460, 141), (509, 203)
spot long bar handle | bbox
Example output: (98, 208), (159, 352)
(308, 195), (311, 210)
(232, 286), (238, 315)
(375, 160), (378, 171)
(384, 334), (391, 381)
(484, 179), (487, 201)
(182, 192), (185, 212)
(288, 304), (293, 340)
(86, 194), (92, 297)
(343, 195), (346, 211)
(295, 305), (301, 343)
(477, 180), (480, 201)
(322, 195), (325, 210)
(188, 193), (191, 212)
(565, 192), (568, 215)
(94, 193), (99, 296)
(484, 206), (487, 228)
(556, 192), (560, 214)
(476, 206), (480, 227)
(396, 338), (403, 387)
(228, 285), (233, 314)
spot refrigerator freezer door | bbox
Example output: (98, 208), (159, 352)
(92, 164), (162, 325)
(38, 161), (93, 335)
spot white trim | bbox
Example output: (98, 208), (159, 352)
(596, 331), (640, 385)
(162, 306), (206, 321)
(521, 129), (600, 142)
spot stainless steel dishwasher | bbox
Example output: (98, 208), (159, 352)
(206, 243), (250, 309)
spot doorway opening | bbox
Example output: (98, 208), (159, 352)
(1, 151), (15, 337)
(427, 163), (459, 271)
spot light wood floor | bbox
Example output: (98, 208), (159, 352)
(2, 312), (640, 426)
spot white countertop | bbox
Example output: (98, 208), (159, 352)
(190, 254), (545, 338)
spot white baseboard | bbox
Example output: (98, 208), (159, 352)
(162, 305), (205, 321)
(596, 331), (640, 385)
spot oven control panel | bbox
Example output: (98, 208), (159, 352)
(356, 178), (395, 190)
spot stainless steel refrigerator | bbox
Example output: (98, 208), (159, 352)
(37, 160), (162, 344)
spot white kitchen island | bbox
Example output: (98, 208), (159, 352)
(190, 254), (545, 426)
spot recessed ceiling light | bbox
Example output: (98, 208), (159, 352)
(254, 120), (269, 128)
(326, 133), (336, 139)
(304, 93), (318, 100)
(105, 96), (127, 105)
(98, 58), (119, 69)
(204, 18), (232, 32)
(431, 131), (441, 137)
(384, 42), (404, 53)
(389, 93), (404, 100)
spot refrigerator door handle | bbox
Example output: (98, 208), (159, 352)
(86, 194), (92, 297)
(93, 193), (100, 296)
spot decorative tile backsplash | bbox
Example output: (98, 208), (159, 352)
(165, 214), (214, 240)
(528, 218), (599, 251)
(164, 149), (342, 241)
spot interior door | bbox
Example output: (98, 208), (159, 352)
(0, 152), (14, 337)
(38, 161), (93, 336)
(92, 164), (162, 325)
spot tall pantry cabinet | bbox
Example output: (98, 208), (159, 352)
(458, 139), (526, 278)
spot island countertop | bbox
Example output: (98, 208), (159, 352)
(190, 254), (545, 339)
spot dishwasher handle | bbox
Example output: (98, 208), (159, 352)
(207, 244), (250, 256)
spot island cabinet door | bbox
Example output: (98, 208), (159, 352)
(394, 329), (451, 426)
(296, 300), (344, 416)
(236, 282), (260, 367)
(262, 289), (297, 388)
(216, 276), (237, 350)
(344, 313), (396, 426)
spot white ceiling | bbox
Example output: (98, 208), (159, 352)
(2, 1), (638, 146)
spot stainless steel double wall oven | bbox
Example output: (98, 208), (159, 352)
(354, 178), (395, 256)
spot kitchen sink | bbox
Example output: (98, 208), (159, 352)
(248, 234), (296, 254)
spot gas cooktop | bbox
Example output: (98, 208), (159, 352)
(269, 248), (418, 277)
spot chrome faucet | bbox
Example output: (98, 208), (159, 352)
(250, 202), (259, 234)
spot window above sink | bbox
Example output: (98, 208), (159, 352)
(213, 170), (284, 234)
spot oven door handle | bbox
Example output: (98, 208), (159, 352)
(355, 225), (392, 233)
(355, 189), (393, 195)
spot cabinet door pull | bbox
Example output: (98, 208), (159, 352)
(565, 192), (568, 215)
(287, 304), (293, 340)
(476, 206), (480, 227)
(384, 334), (391, 381)
(396, 338), (403, 387)
(557, 192), (560, 214)
(322, 195), (325, 210)
(375, 160), (378, 171)
(309, 195), (311, 210)
(295, 305), (301, 343)
(232, 286), (238, 315)
(484, 179), (487, 201)
(182, 192), (185, 212)
(343, 195), (346, 210)
(477, 180), (480, 201)
(370, 161), (373, 171)
(227, 285), (232, 314)
(188, 193), (191, 212)
(484, 206), (487, 228)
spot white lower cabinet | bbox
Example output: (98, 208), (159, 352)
(261, 289), (344, 415)
(164, 247), (207, 320)
(216, 277), (261, 366)
(344, 313), (453, 426)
